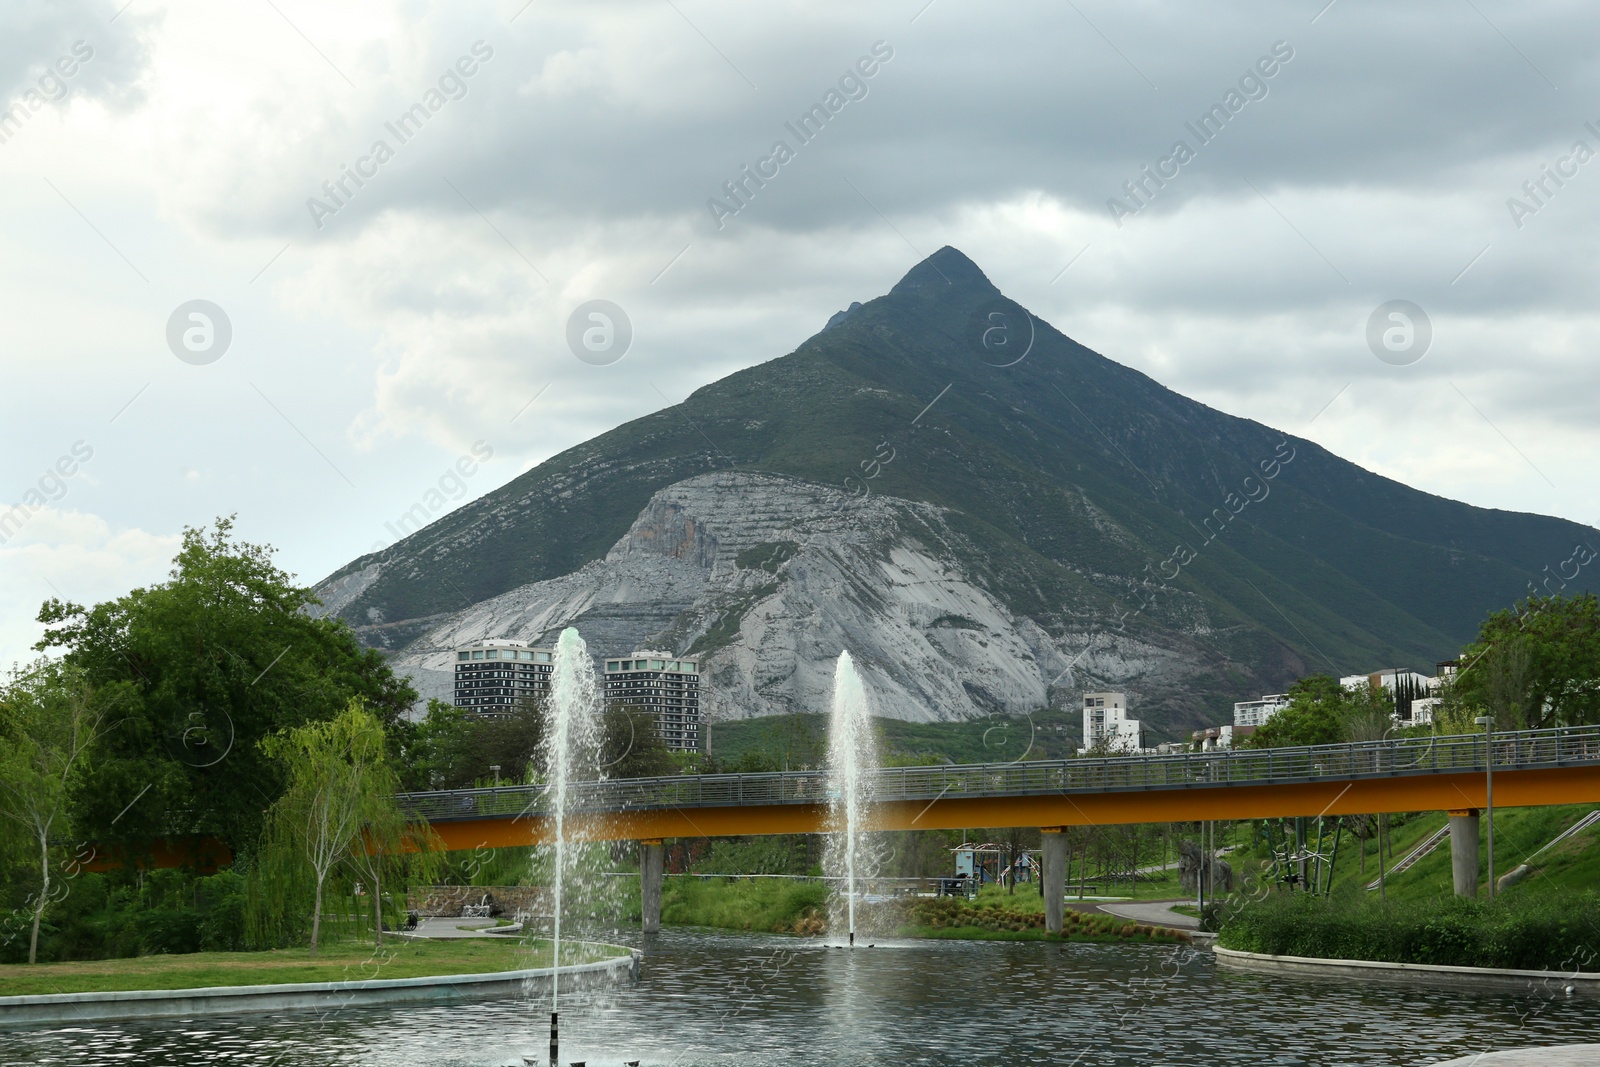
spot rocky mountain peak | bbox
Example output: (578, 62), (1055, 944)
(889, 246), (998, 299)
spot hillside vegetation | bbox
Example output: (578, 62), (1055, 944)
(316, 247), (1599, 736)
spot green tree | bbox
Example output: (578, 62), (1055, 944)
(403, 700), (474, 790)
(1452, 594), (1600, 729)
(404, 697), (544, 789)
(341, 791), (443, 948)
(0, 663), (123, 963)
(1244, 676), (1344, 748)
(34, 517), (417, 857)
(600, 704), (677, 779)
(1244, 675), (1393, 748)
(259, 700), (401, 955)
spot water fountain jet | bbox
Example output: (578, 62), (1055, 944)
(824, 650), (881, 946)
(540, 628), (603, 1066)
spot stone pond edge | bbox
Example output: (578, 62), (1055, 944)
(1213, 945), (1600, 995)
(0, 947), (641, 1029)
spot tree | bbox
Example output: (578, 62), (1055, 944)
(1244, 675), (1395, 748)
(341, 791), (443, 948)
(0, 663), (122, 963)
(1340, 683), (1396, 743)
(993, 825), (1033, 894)
(1244, 676), (1346, 748)
(404, 697), (544, 790)
(600, 704), (677, 779)
(34, 517), (417, 856)
(259, 700), (400, 955)
(1452, 593), (1600, 729)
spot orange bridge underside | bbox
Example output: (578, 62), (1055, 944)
(426, 765), (1600, 851)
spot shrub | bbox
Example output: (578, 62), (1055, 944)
(1217, 888), (1600, 970)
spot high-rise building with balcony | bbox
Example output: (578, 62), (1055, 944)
(1079, 691), (1144, 753)
(1233, 693), (1291, 728)
(453, 640), (555, 715)
(602, 651), (702, 753)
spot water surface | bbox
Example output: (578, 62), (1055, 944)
(3, 929), (1596, 1066)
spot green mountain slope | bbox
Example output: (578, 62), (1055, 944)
(317, 248), (1596, 731)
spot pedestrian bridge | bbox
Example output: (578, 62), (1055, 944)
(399, 724), (1600, 851)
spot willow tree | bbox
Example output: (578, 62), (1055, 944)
(0, 663), (121, 963)
(342, 795), (443, 948)
(260, 700), (402, 955)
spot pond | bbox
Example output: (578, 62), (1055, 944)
(2, 930), (1596, 1066)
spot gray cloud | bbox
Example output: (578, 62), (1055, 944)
(3, 0), (1599, 669)
(0, 0), (155, 113)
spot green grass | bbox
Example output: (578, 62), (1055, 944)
(900, 926), (1181, 944)
(707, 711), (1081, 769)
(896, 894), (1183, 944)
(1216, 888), (1600, 969)
(0, 937), (625, 998)
(661, 876), (829, 933)
(1220, 804), (1600, 903)
(659, 878), (1186, 944)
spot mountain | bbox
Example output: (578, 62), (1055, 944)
(313, 248), (1598, 740)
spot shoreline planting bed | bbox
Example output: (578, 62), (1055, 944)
(0, 937), (625, 998)
(1217, 890), (1600, 970)
(897, 896), (1184, 944)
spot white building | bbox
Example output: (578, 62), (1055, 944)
(1233, 693), (1291, 728)
(1192, 724), (1257, 751)
(1408, 697), (1441, 725)
(1340, 668), (1432, 694)
(1079, 692), (1145, 753)
(1404, 661), (1459, 726)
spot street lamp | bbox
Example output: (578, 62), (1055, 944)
(490, 764), (501, 788)
(1473, 715), (1494, 899)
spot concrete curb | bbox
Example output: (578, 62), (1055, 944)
(1429, 1045), (1600, 1066)
(0, 947), (640, 1029)
(1214, 946), (1600, 995)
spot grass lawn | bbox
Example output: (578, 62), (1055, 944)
(662, 875), (829, 933)
(1215, 803), (1600, 903)
(0, 937), (627, 998)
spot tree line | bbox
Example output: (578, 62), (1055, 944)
(0, 519), (680, 964)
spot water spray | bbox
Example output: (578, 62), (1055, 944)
(825, 650), (880, 947)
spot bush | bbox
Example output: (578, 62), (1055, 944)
(660, 876), (828, 932)
(197, 871), (248, 952)
(2, 866), (266, 963)
(1217, 889), (1600, 970)
(134, 909), (202, 955)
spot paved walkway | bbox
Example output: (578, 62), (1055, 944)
(1431, 1046), (1600, 1066)
(1096, 899), (1199, 930)
(408, 916), (514, 939)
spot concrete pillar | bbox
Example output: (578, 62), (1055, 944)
(1041, 828), (1067, 934)
(640, 839), (664, 933)
(1447, 810), (1480, 898)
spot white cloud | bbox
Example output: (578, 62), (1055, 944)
(0, 508), (180, 668)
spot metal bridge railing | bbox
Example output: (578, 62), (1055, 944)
(396, 723), (1600, 824)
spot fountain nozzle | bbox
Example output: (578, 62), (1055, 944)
(549, 1010), (559, 1067)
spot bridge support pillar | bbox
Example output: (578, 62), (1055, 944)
(1041, 828), (1067, 934)
(1447, 810), (1480, 897)
(640, 839), (664, 933)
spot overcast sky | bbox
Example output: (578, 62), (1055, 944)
(2, 0), (1597, 668)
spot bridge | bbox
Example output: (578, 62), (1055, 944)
(399, 724), (1600, 932)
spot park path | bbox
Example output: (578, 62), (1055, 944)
(408, 917), (512, 939)
(1096, 899), (1198, 930)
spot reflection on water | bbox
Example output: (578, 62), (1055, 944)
(3, 930), (1598, 1066)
